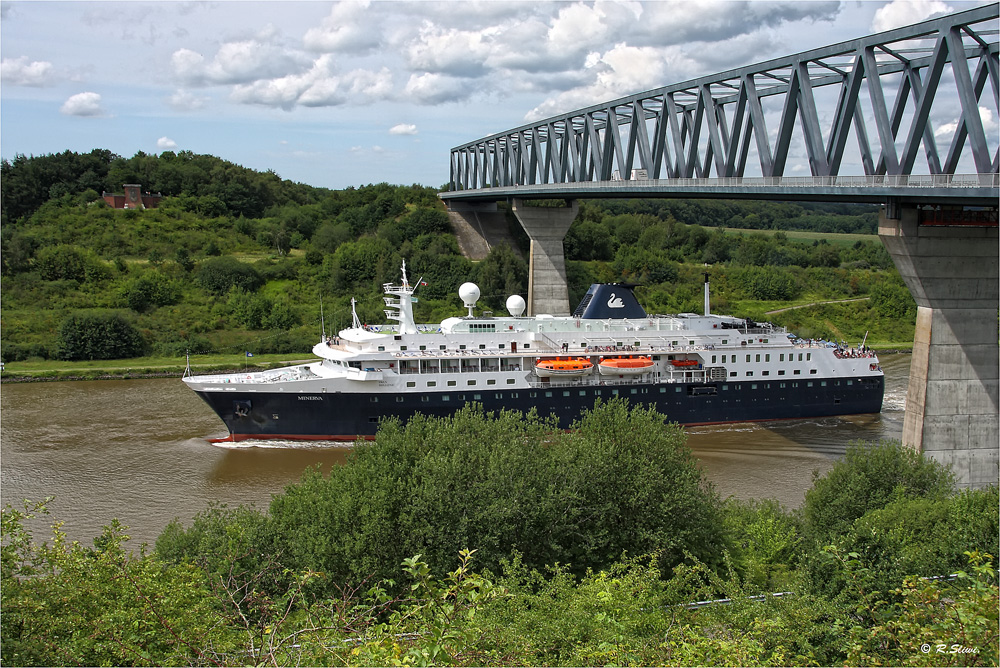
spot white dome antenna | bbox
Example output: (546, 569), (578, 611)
(459, 282), (480, 317)
(506, 294), (526, 317)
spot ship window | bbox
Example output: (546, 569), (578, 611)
(780, 354), (785, 361)
(545, 391), (553, 397)
(794, 369), (801, 375)
(821, 381), (827, 387)
(473, 394), (481, 400)
(722, 385), (729, 391)
(810, 369), (817, 375)
(579, 390), (587, 396)
(746, 355), (751, 362)
(793, 382), (799, 388)
(676, 386), (682, 392)
(529, 392), (537, 398)
(500, 343), (506, 349)
(751, 384), (758, 390)
(762, 371), (769, 376)
(563, 390), (571, 397)
(460, 345), (466, 350)
(730, 371), (737, 377)
(847, 380), (853, 385)
(396, 396), (404, 402)
(660, 387), (666, 393)
(746, 371), (753, 377)
(798, 353), (803, 361)
(447, 380), (457, 386)
(807, 382), (814, 387)
(778, 370), (785, 376)
(440, 345), (446, 350)
(406, 382), (416, 388)
(755, 354), (760, 362)
(442, 395), (450, 401)
(611, 389), (619, 396)
(765, 354), (770, 362)
(468, 380), (476, 386)
(779, 383), (786, 388)
(419, 345), (426, 351)
(807, 353), (812, 361)
(400, 346), (407, 351)
(427, 381), (436, 387)
(712, 355), (717, 363)
(507, 379), (515, 384)
(378, 346), (385, 352)
(497, 393), (504, 399)
(487, 379), (496, 385)
(672, 341), (678, 346)
(523, 343), (530, 349)
(369, 396), (378, 402)
(689, 340), (694, 346)
(421, 396), (429, 402)
(479, 344), (486, 349)
(722, 339), (728, 345)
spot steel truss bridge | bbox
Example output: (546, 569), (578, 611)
(443, 5), (998, 206)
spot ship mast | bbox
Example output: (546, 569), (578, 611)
(382, 259), (420, 335)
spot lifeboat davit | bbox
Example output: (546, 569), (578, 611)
(534, 357), (594, 379)
(598, 356), (654, 376)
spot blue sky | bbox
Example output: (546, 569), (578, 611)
(1, 0), (990, 190)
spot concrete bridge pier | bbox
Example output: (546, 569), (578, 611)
(511, 198), (578, 316)
(879, 204), (999, 488)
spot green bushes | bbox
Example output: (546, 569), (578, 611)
(55, 311), (146, 360)
(261, 400), (723, 590)
(195, 256), (264, 295)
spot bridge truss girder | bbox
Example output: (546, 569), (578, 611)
(449, 5), (998, 191)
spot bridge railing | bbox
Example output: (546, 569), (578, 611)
(447, 173), (999, 195)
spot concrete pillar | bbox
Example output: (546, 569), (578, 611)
(879, 205), (999, 488)
(445, 201), (523, 261)
(511, 198), (578, 316)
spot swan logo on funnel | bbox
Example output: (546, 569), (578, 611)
(607, 293), (625, 308)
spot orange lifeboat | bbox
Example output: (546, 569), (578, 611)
(534, 357), (594, 379)
(598, 356), (654, 376)
(670, 359), (700, 368)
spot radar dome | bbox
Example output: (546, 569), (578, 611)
(459, 282), (480, 317)
(459, 282), (480, 306)
(506, 295), (526, 317)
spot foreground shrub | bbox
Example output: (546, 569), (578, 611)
(268, 399), (724, 591)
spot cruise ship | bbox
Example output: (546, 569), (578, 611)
(184, 262), (884, 441)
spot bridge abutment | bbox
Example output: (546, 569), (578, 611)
(511, 198), (578, 316)
(879, 205), (999, 488)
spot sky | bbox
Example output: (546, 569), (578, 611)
(0, 0), (992, 190)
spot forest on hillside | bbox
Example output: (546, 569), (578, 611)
(0, 149), (914, 364)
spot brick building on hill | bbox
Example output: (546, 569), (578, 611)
(102, 184), (163, 209)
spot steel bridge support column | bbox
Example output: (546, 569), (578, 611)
(511, 198), (578, 316)
(879, 204), (999, 488)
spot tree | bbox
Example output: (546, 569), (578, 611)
(196, 256), (263, 295)
(56, 311), (147, 360)
(802, 440), (955, 547)
(267, 400), (724, 593)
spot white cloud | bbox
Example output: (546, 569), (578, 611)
(872, 0), (953, 32)
(60, 92), (107, 117)
(157, 136), (178, 150)
(389, 123), (418, 136)
(403, 72), (470, 105)
(171, 34), (311, 87)
(304, 1), (381, 53)
(167, 89), (209, 111)
(1, 56), (55, 86)
(230, 55), (393, 110)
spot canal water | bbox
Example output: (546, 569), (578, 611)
(1, 354), (910, 548)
